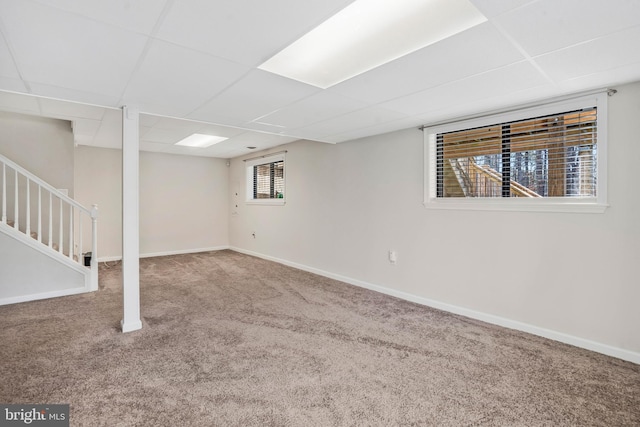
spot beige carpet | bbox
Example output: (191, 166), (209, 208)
(1, 250), (639, 426)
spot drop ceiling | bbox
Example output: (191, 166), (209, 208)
(0, 0), (639, 158)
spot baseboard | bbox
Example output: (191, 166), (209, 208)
(97, 246), (230, 262)
(229, 246), (640, 365)
(0, 286), (88, 306)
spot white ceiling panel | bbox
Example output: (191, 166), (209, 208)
(0, 77), (27, 93)
(323, 116), (423, 143)
(471, 0), (537, 18)
(141, 127), (195, 145)
(257, 91), (368, 129)
(0, 1), (149, 98)
(122, 39), (250, 118)
(0, 31), (20, 80)
(535, 25), (640, 83)
(0, 1), (639, 157)
(381, 61), (548, 116)
(32, 0), (170, 35)
(495, 0), (640, 57)
(188, 70), (320, 123)
(330, 22), (525, 104)
(296, 106), (407, 137)
(155, 0), (356, 66)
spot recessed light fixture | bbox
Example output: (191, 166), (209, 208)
(175, 133), (227, 148)
(258, 0), (487, 88)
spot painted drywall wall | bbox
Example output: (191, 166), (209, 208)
(74, 146), (230, 259)
(229, 81), (640, 360)
(0, 230), (84, 302)
(0, 111), (74, 194)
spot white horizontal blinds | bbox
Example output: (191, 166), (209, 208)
(437, 107), (597, 198)
(253, 160), (284, 199)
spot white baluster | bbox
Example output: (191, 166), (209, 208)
(59, 198), (63, 254)
(14, 169), (19, 230)
(2, 163), (6, 223)
(78, 214), (83, 264)
(37, 186), (42, 242)
(48, 192), (53, 248)
(69, 205), (73, 260)
(90, 204), (98, 291)
(26, 178), (31, 236)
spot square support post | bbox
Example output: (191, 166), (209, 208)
(121, 106), (142, 333)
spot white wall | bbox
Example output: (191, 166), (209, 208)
(0, 111), (75, 194)
(75, 146), (229, 259)
(229, 81), (640, 361)
(0, 230), (85, 303)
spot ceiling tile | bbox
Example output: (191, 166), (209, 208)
(470, 0), (536, 18)
(141, 127), (194, 144)
(155, 0), (356, 66)
(495, 0), (640, 56)
(0, 77), (27, 93)
(122, 39), (250, 118)
(296, 106), (408, 137)
(535, 25), (640, 83)
(556, 61), (640, 93)
(0, 31), (20, 80)
(32, 0), (169, 35)
(380, 61), (548, 116)
(330, 22), (525, 104)
(325, 116), (423, 143)
(0, 1), (149, 99)
(188, 70), (320, 123)
(256, 91), (367, 129)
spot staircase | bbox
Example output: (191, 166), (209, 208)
(0, 153), (98, 305)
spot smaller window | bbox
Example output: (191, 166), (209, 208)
(245, 153), (286, 205)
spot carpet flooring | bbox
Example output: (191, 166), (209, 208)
(1, 250), (639, 426)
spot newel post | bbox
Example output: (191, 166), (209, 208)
(90, 204), (98, 291)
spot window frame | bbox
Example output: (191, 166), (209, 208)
(424, 93), (608, 213)
(245, 152), (286, 206)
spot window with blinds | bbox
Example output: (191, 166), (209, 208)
(253, 161), (284, 199)
(245, 152), (286, 205)
(424, 93), (608, 212)
(437, 108), (597, 198)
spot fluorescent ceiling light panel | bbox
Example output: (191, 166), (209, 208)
(175, 133), (227, 148)
(259, 0), (487, 88)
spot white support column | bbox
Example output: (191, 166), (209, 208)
(121, 105), (142, 333)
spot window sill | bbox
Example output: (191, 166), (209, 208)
(424, 198), (608, 214)
(246, 199), (286, 206)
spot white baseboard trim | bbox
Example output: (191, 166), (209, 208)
(230, 246), (640, 365)
(0, 286), (88, 306)
(97, 246), (230, 262)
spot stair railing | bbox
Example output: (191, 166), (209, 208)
(0, 153), (98, 289)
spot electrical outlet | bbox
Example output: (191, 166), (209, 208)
(252, 232), (256, 239)
(389, 250), (397, 264)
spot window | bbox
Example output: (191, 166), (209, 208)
(245, 152), (286, 205)
(424, 93), (608, 213)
